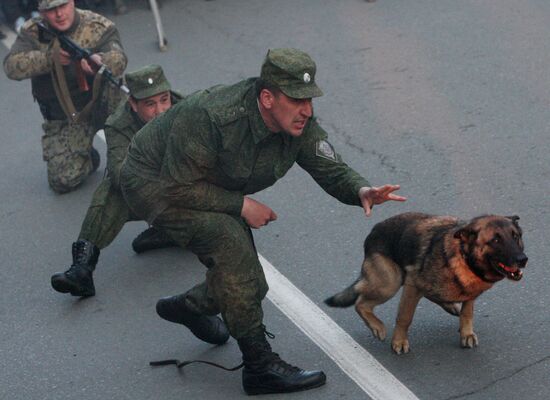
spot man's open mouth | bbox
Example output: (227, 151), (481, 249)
(495, 262), (523, 281)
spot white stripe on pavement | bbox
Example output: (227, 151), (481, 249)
(261, 255), (419, 400)
(96, 129), (105, 142)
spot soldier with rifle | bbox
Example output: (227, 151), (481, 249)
(3, 0), (127, 193)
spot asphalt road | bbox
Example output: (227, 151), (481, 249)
(1, 1), (549, 399)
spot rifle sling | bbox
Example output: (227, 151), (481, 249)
(50, 39), (103, 124)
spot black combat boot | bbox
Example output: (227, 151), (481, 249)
(156, 294), (230, 345)
(51, 240), (99, 297)
(131, 227), (177, 254)
(238, 334), (326, 395)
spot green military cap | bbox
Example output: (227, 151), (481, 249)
(125, 64), (171, 100)
(38, 0), (69, 11)
(260, 48), (323, 99)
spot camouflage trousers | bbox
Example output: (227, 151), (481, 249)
(78, 177), (139, 249)
(41, 120), (96, 194)
(120, 172), (269, 340)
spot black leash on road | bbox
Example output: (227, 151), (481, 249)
(149, 325), (274, 373)
(150, 358), (244, 371)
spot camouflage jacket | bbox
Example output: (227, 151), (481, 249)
(124, 78), (370, 221)
(105, 91), (183, 190)
(3, 8), (127, 121)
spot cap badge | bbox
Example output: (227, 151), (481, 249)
(148, 78), (154, 85)
(303, 72), (311, 83)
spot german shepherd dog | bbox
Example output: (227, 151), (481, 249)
(325, 212), (528, 354)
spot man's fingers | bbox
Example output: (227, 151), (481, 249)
(89, 53), (103, 65)
(379, 184), (400, 196)
(361, 198), (372, 217)
(358, 184), (404, 218)
(364, 205), (372, 217)
(388, 194), (407, 202)
(80, 59), (95, 75)
(373, 184), (405, 203)
(262, 210), (277, 226)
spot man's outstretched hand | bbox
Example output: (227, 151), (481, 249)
(359, 185), (407, 217)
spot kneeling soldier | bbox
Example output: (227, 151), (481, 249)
(3, 0), (127, 193)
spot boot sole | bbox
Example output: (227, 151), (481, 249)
(156, 299), (230, 345)
(244, 378), (326, 395)
(51, 277), (95, 297)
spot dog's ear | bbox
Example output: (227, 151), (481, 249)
(454, 226), (477, 242)
(506, 215), (522, 234)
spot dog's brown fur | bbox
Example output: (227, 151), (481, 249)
(325, 212), (528, 354)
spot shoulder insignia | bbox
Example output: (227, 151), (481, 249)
(316, 140), (337, 161)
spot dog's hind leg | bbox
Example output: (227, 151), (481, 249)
(459, 300), (478, 348)
(355, 295), (389, 341)
(354, 254), (402, 341)
(392, 284), (423, 354)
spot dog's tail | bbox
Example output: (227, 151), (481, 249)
(324, 278), (360, 308)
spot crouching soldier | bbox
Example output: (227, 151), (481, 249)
(120, 48), (405, 394)
(51, 65), (181, 297)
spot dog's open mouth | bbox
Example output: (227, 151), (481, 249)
(496, 262), (523, 281)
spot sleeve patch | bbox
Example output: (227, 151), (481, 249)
(316, 140), (337, 161)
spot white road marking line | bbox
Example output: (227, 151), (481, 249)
(96, 115), (419, 400)
(96, 129), (106, 142)
(261, 255), (419, 400)
(0, 23), (17, 49)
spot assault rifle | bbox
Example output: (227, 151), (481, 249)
(37, 21), (129, 94)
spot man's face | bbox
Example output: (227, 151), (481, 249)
(261, 90), (313, 137)
(41, 0), (75, 32)
(129, 91), (172, 123)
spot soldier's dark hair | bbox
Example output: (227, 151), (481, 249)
(255, 78), (281, 99)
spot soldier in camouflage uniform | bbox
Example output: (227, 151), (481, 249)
(50, 65), (182, 298)
(120, 48), (406, 395)
(3, 0), (127, 193)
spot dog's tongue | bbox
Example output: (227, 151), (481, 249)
(499, 263), (523, 281)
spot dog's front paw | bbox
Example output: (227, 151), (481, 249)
(460, 332), (478, 348)
(391, 338), (410, 355)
